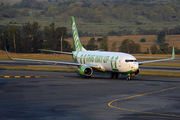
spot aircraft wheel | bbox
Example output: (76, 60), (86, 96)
(114, 73), (118, 79)
(127, 76), (131, 81)
(111, 73), (114, 78)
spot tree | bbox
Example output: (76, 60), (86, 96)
(159, 43), (169, 54)
(150, 44), (158, 54)
(111, 42), (116, 52)
(43, 22), (56, 49)
(157, 32), (166, 44)
(43, 23), (71, 51)
(69, 7), (82, 17)
(44, 5), (59, 17)
(0, 12), (3, 19)
(62, 40), (73, 52)
(93, 10), (104, 22)
(61, 13), (68, 22)
(32, 10), (41, 18)
(21, 8), (30, 16)
(99, 35), (108, 51)
(84, 37), (97, 50)
(140, 38), (146, 42)
(108, 30), (117, 36)
(174, 25), (180, 35)
(22, 21), (43, 53)
(55, 26), (68, 51)
(0, 28), (8, 51)
(3, 9), (21, 18)
(146, 48), (149, 54)
(119, 39), (141, 54)
(8, 25), (21, 53)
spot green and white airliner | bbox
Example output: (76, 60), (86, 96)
(5, 16), (175, 80)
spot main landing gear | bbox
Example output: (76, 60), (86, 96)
(110, 73), (131, 80)
(111, 72), (118, 79)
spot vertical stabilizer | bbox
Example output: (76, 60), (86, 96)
(71, 16), (86, 51)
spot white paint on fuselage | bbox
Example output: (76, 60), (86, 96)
(73, 51), (139, 73)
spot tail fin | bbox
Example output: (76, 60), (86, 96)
(71, 16), (86, 51)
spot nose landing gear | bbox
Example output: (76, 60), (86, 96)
(127, 76), (131, 81)
(126, 73), (131, 81)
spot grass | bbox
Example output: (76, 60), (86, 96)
(2, 14), (180, 37)
(140, 70), (180, 77)
(141, 63), (180, 68)
(1, 49), (180, 68)
(66, 35), (180, 52)
(0, 50), (73, 60)
(0, 65), (77, 72)
(0, 65), (180, 77)
(1, 0), (49, 5)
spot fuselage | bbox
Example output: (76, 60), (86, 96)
(72, 51), (139, 74)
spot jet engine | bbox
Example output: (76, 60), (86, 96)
(130, 69), (140, 77)
(134, 69), (140, 76)
(78, 66), (93, 77)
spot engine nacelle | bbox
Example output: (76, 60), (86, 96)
(130, 69), (140, 76)
(78, 66), (93, 77)
(134, 69), (140, 76)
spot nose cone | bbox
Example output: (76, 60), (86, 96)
(132, 63), (139, 71)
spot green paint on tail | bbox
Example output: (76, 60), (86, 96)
(71, 16), (86, 51)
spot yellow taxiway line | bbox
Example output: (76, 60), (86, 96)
(108, 86), (180, 119)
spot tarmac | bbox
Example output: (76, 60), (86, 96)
(0, 70), (180, 120)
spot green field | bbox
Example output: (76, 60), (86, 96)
(1, 15), (180, 36)
(0, 65), (180, 77)
(1, 0), (49, 5)
(1, 0), (180, 36)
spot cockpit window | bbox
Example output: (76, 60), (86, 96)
(125, 60), (137, 62)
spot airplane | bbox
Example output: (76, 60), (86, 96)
(5, 16), (175, 80)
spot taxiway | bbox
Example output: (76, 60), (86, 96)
(0, 70), (180, 120)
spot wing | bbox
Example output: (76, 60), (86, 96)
(38, 49), (73, 55)
(4, 47), (100, 69)
(138, 47), (175, 65)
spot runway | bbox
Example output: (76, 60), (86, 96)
(0, 70), (180, 120)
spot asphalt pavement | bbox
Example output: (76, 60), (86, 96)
(0, 70), (180, 120)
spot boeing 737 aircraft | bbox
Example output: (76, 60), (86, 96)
(5, 16), (175, 80)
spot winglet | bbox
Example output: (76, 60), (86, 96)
(4, 46), (13, 60)
(172, 46), (175, 59)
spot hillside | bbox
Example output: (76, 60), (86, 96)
(1, 0), (180, 36)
